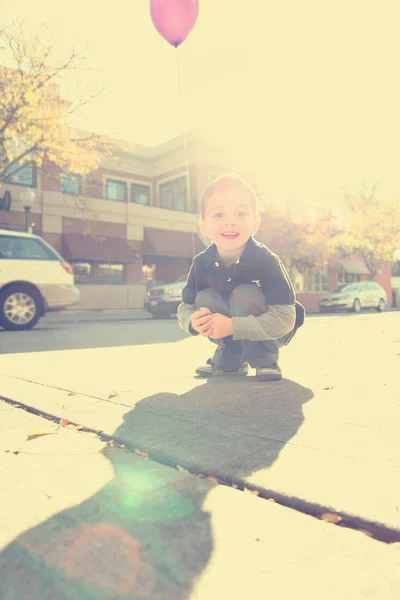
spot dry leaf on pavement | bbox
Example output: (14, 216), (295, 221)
(67, 391), (77, 396)
(26, 430), (53, 441)
(359, 529), (373, 537)
(75, 425), (84, 431)
(321, 512), (342, 524)
(323, 387), (334, 391)
(108, 390), (119, 399)
(176, 465), (190, 473)
(60, 418), (69, 427)
(134, 449), (149, 458)
(244, 487), (260, 496)
(207, 476), (219, 484)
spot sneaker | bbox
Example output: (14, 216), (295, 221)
(256, 363), (282, 381)
(195, 358), (249, 378)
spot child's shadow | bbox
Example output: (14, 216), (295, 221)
(0, 377), (313, 599)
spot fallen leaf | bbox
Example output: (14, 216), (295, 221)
(107, 439), (116, 447)
(359, 529), (373, 537)
(27, 430), (52, 441)
(267, 498), (276, 502)
(134, 449), (149, 458)
(108, 390), (119, 399)
(244, 487), (260, 495)
(75, 425), (84, 431)
(208, 476), (219, 484)
(60, 418), (69, 427)
(196, 474), (206, 479)
(176, 465), (190, 473)
(321, 512), (342, 524)
(323, 387), (334, 391)
(67, 391), (77, 396)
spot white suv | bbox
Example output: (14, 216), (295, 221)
(0, 229), (80, 330)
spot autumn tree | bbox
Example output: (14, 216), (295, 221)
(0, 22), (113, 216)
(337, 184), (400, 279)
(257, 199), (338, 283)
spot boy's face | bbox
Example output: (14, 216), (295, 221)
(199, 189), (260, 253)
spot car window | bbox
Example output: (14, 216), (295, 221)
(333, 283), (359, 293)
(0, 236), (58, 260)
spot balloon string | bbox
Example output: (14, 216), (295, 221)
(176, 46), (198, 297)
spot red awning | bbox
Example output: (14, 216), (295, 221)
(62, 233), (137, 263)
(143, 228), (205, 258)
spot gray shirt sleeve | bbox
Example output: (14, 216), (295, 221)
(232, 304), (296, 341)
(177, 301), (199, 335)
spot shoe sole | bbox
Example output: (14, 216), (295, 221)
(195, 367), (249, 378)
(256, 372), (282, 381)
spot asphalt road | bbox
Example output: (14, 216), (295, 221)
(0, 318), (188, 354)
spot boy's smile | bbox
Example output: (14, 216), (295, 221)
(199, 189), (260, 263)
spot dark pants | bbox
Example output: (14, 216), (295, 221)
(194, 284), (293, 369)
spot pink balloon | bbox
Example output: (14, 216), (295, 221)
(150, 0), (199, 47)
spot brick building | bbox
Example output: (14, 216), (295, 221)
(0, 130), (256, 310)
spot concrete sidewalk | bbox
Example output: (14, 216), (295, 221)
(0, 312), (399, 539)
(1, 401), (400, 599)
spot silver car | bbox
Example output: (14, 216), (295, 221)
(319, 281), (387, 313)
(144, 275), (187, 319)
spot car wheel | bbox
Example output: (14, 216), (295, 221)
(377, 298), (386, 312)
(352, 298), (361, 313)
(0, 285), (41, 331)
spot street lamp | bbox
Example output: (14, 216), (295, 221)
(20, 189), (36, 233)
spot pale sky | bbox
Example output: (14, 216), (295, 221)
(3, 0), (400, 214)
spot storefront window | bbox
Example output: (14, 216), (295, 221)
(97, 263), (125, 284)
(72, 263), (92, 284)
(295, 267), (330, 292)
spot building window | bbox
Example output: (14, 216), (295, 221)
(61, 173), (82, 195)
(72, 262), (92, 284)
(97, 263), (125, 284)
(159, 176), (187, 211)
(131, 183), (150, 205)
(338, 267), (361, 284)
(70, 262), (126, 284)
(4, 162), (37, 187)
(106, 179), (127, 202)
(295, 267), (330, 292)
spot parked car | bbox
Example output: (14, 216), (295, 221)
(0, 229), (80, 330)
(144, 275), (187, 319)
(319, 281), (387, 313)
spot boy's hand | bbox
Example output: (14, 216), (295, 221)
(191, 307), (213, 336)
(209, 313), (233, 338)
